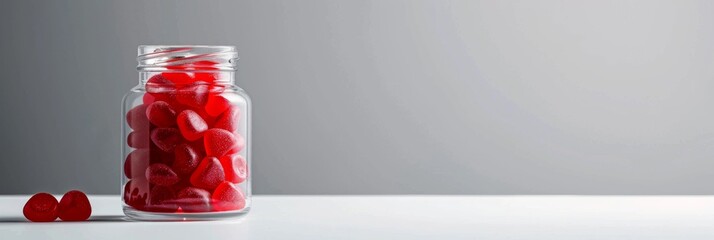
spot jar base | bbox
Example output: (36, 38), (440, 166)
(123, 206), (250, 221)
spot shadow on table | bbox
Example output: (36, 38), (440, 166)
(0, 215), (128, 223)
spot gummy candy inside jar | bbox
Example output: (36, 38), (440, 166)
(122, 45), (250, 221)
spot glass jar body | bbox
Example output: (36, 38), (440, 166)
(122, 69), (251, 220)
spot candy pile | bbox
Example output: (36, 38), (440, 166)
(124, 68), (247, 213)
(23, 190), (91, 222)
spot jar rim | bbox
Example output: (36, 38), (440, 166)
(137, 45), (239, 71)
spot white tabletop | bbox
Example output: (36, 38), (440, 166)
(1, 195), (713, 239)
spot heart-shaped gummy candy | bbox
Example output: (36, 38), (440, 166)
(204, 129), (241, 157)
(214, 107), (240, 133)
(176, 84), (209, 108)
(145, 163), (180, 187)
(190, 157), (225, 190)
(211, 181), (246, 211)
(23, 193), (59, 222)
(177, 110), (208, 141)
(146, 101), (177, 127)
(172, 143), (202, 176)
(127, 131), (150, 149)
(58, 190), (91, 221)
(146, 74), (177, 103)
(219, 154), (247, 184)
(126, 104), (150, 132)
(124, 149), (149, 179)
(174, 187), (212, 212)
(205, 95), (230, 117)
(151, 128), (182, 152)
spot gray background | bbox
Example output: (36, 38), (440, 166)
(1, 0), (713, 194)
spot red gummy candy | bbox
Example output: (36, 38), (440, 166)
(172, 143), (202, 176)
(196, 108), (218, 127)
(150, 128), (182, 152)
(195, 72), (218, 82)
(190, 157), (225, 190)
(205, 95), (230, 117)
(214, 107), (240, 133)
(211, 182), (246, 211)
(23, 193), (58, 222)
(124, 149), (149, 179)
(227, 133), (246, 155)
(149, 144), (175, 165)
(58, 190), (91, 221)
(177, 110), (208, 141)
(194, 61), (220, 81)
(146, 101), (177, 127)
(145, 163), (180, 187)
(188, 139), (207, 155)
(142, 93), (156, 104)
(126, 104), (150, 132)
(146, 74), (173, 89)
(162, 72), (194, 85)
(219, 154), (247, 184)
(146, 186), (178, 212)
(124, 179), (148, 209)
(174, 187), (212, 212)
(127, 131), (150, 149)
(176, 84), (209, 108)
(204, 129), (240, 157)
(146, 75), (176, 103)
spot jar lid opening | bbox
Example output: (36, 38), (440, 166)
(137, 45), (238, 71)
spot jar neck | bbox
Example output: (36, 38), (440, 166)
(139, 71), (236, 86)
(136, 45), (239, 86)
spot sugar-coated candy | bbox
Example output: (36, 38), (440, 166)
(150, 128), (182, 152)
(126, 104), (150, 131)
(176, 84), (209, 108)
(214, 107), (240, 132)
(205, 95), (230, 117)
(219, 154), (247, 184)
(146, 186), (178, 212)
(204, 129), (240, 157)
(146, 163), (180, 187)
(190, 157), (225, 190)
(211, 182), (246, 211)
(146, 101), (177, 127)
(127, 131), (150, 149)
(124, 179), (148, 209)
(177, 110), (208, 141)
(124, 150), (149, 179)
(23, 193), (58, 222)
(172, 143), (202, 176)
(57, 190), (91, 221)
(174, 187), (212, 212)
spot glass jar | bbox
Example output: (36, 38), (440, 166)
(122, 45), (250, 220)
